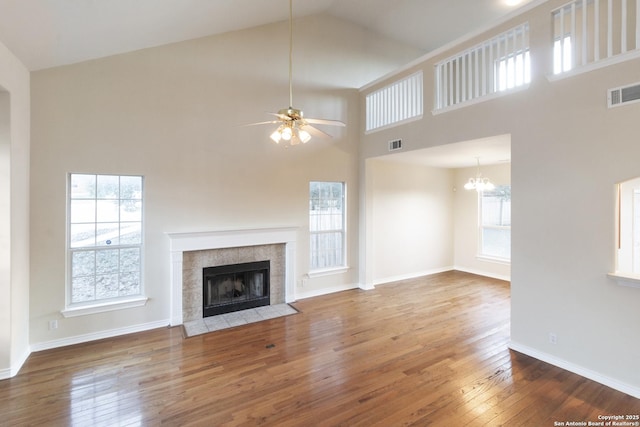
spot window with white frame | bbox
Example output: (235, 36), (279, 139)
(551, 0), (640, 77)
(496, 50), (531, 92)
(553, 35), (573, 74)
(309, 181), (346, 271)
(365, 71), (423, 132)
(479, 185), (511, 261)
(68, 174), (143, 305)
(616, 177), (640, 275)
(434, 23), (530, 111)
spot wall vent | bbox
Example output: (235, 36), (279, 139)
(388, 139), (403, 151)
(608, 82), (640, 108)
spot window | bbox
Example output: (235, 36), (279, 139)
(365, 71), (423, 132)
(551, 0), (640, 77)
(615, 177), (640, 275)
(434, 23), (530, 111)
(496, 50), (531, 91)
(479, 185), (511, 261)
(553, 35), (573, 74)
(309, 182), (346, 271)
(68, 174), (144, 306)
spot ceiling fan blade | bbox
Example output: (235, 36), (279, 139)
(242, 120), (280, 126)
(305, 117), (346, 127)
(303, 124), (332, 138)
(268, 112), (293, 121)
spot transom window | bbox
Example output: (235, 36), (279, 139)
(551, 0), (640, 76)
(479, 185), (511, 261)
(365, 71), (423, 133)
(434, 23), (530, 111)
(68, 174), (144, 305)
(309, 182), (346, 271)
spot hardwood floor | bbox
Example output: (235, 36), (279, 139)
(2, 271), (638, 426)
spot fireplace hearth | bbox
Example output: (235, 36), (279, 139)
(203, 260), (270, 317)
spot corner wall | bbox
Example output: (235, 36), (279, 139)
(28, 15), (423, 349)
(368, 159), (454, 285)
(0, 39), (30, 379)
(360, 0), (640, 397)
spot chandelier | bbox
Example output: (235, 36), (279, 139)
(464, 158), (495, 192)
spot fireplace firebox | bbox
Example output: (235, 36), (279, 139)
(203, 260), (270, 317)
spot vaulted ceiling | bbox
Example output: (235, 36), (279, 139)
(0, 0), (533, 71)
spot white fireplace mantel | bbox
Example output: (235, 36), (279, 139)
(166, 227), (298, 326)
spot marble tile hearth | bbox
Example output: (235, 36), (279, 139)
(183, 303), (298, 337)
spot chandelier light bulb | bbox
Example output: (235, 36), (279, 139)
(465, 158), (495, 192)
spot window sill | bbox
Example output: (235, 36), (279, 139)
(476, 255), (511, 265)
(308, 266), (350, 278)
(607, 272), (640, 289)
(547, 50), (640, 83)
(61, 296), (148, 318)
(432, 84), (529, 116)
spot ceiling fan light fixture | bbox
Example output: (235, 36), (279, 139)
(270, 128), (283, 143)
(281, 126), (293, 141)
(244, 0), (345, 146)
(298, 128), (311, 143)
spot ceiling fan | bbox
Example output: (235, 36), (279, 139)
(246, 0), (345, 146)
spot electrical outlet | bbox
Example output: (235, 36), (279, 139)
(548, 332), (557, 345)
(48, 320), (58, 330)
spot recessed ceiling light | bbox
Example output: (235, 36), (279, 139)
(504, 0), (524, 5)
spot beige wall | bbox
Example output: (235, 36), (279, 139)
(29, 15), (422, 348)
(365, 160), (511, 285)
(360, 0), (640, 396)
(0, 40), (30, 378)
(368, 159), (454, 284)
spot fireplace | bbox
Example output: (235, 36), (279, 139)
(166, 227), (297, 326)
(203, 260), (270, 317)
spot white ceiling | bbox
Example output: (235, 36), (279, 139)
(0, 0), (533, 71)
(0, 0), (519, 166)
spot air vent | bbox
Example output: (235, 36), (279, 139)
(608, 82), (640, 108)
(388, 139), (403, 151)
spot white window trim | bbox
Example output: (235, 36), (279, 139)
(309, 181), (347, 272)
(547, 46), (640, 82)
(432, 84), (529, 116)
(478, 187), (511, 263)
(610, 178), (640, 289)
(61, 296), (149, 318)
(607, 273), (640, 289)
(308, 266), (351, 278)
(66, 173), (146, 311)
(476, 254), (511, 265)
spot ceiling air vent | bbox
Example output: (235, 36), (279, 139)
(388, 139), (403, 151)
(608, 82), (640, 108)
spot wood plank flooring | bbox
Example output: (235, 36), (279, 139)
(2, 271), (639, 426)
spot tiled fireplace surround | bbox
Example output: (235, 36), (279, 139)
(167, 228), (297, 326)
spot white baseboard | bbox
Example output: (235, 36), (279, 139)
(295, 283), (360, 300)
(358, 282), (375, 291)
(372, 266), (455, 286)
(509, 341), (640, 399)
(30, 319), (171, 353)
(0, 346), (32, 380)
(453, 265), (510, 282)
